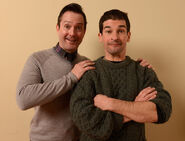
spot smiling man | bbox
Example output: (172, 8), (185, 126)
(56, 11), (84, 53)
(16, 3), (95, 141)
(70, 9), (172, 141)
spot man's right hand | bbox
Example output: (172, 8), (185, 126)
(71, 60), (95, 80)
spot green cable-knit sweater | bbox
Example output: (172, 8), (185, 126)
(70, 56), (172, 141)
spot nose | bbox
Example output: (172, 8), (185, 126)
(69, 27), (76, 36)
(111, 32), (119, 40)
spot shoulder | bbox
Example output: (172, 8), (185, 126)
(31, 48), (54, 60)
(128, 57), (154, 74)
(125, 56), (158, 79)
(83, 69), (98, 82)
(23, 48), (56, 68)
(77, 57), (101, 79)
(81, 57), (105, 81)
(79, 59), (99, 83)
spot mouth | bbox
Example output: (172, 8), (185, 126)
(110, 44), (121, 45)
(109, 43), (122, 46)
(108, 41), (122, 46)
(66, 38), (77, 44)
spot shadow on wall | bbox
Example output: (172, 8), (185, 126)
(128, 42), (185, 141)
(90, 38), (105, 60)
(146, 94), (185, 141)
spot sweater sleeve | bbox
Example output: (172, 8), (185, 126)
(16, 55), (78, 110)
(142, 68), (172, 123)
(70, 72), (116, 140)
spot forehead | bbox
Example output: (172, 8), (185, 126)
(61, 11), (84, 25)
(103, 19), (127, 29)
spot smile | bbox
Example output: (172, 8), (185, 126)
(66, 38), (77, 43)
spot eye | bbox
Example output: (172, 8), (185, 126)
(118, 29), (125, 33)
(64, 24), (71, 29)
(76, 26), (82, 31)
(105, 30), (112, 34)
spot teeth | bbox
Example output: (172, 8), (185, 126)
(67, 38), (76, 43)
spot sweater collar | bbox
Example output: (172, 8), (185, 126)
(98, 56), (132, 69)
(53, 43), (77, 62)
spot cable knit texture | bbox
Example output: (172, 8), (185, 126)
(70, 56), (172, 141)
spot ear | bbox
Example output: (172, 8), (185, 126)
(127, 32), (131, 42)
(56, 24), (60, 32)
(98, 33), (103, 42)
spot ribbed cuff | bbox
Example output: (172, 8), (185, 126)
(68, 72), (78, 83)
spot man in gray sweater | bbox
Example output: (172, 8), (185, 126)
(17, 3), (153, 141)
(16, 3), (95, 141)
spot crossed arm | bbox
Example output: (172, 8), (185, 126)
(94, 87), (158, 123)
(94, 67), (172, 124)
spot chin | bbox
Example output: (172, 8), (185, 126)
(109, 50), (121, 55)
(68, 46), (78, 52)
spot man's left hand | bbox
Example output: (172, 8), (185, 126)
(137, 58), (153, 69)
(94, 94), (110, 111)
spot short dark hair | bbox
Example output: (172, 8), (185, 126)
(99, 9), (130, 34)
(57, 3), (87, 30)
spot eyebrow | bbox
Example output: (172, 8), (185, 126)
(104, 25), (126, 29)
(63, 21), (83, 25)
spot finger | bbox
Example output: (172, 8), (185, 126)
(140, 62), (148, 67)
(137, 58), (143, 61)
(84, 66), (95, 71)
(83, 62), (95, 68)
(144, 63), (153, 69)
(80, 60), (95, 68)
(146, 87), (156, 93)
(148, 64), (152, 68)
(148, 64), (154, 69)
(138, 87), (156, 98)
(140, 61), (149, 67)
(141, 88), (156, 97)
(144, 91), (157, 100)
(138, 87), (152, 97)
(139, 61), (144, 66)
(80, 60), (94, 65)
(148, 94), (157, 100)
(78, 66), (95, 79)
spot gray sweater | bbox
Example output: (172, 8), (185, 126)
(16, 47), (87, 141)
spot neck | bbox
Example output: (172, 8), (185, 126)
(58, 42), (76, 54)
(104, 53), (126, 61)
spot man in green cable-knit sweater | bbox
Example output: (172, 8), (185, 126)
(70, 9), (172, 141)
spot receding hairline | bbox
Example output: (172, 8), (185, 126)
(103, 20), (127, 30)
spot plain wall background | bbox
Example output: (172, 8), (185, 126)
(0, 0), (185, 140)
